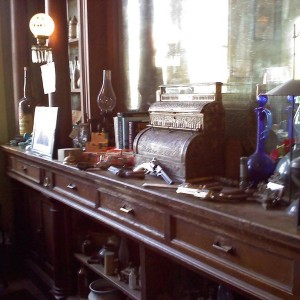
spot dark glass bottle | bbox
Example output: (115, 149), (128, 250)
(18, 67), (36, 136)
(118, 236), (129, 270)
(77, 266), (89, 298)
(247, 94), (275, 187)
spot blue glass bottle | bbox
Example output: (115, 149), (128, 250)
(247, 94), (275, 187)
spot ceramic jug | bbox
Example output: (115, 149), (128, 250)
(88, 279), (121, 300)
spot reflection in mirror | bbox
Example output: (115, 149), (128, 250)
(122, 0), (300, 112)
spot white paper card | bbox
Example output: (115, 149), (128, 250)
(41, 62), (56, 94)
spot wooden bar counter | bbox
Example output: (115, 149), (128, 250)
(1, 144), (300, 300)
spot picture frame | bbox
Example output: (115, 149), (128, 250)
(31, 106), (58, 158)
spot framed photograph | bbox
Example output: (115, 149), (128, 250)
(31, 106), (58, 158)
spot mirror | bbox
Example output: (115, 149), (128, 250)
(121, 0), (300, 111)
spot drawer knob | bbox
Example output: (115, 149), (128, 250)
(120, 205), (133, 214)
(67, 183), (77, 190)
(22, 165), (28, 172)
(212, 241), (233, 253)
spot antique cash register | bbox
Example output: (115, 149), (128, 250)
(133, 82), (226, 183)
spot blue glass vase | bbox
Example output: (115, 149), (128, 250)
(247, 95), (275, 187)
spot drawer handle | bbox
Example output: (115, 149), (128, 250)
(22, 165), (28, 172)
(43, 177), (50, 187)
(212, 242), (233, 253)
(120, 205), (133, 214)
(67, 183), (77, 190)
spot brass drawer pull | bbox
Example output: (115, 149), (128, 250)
(212, 241), (233, 253)
(120, 205), (133, 214)
(67, 183), (77, 190)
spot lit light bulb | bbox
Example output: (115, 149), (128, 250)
(29, 13), (55, 43)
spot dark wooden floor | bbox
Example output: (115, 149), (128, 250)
(0, 277), (48, 300)
(0, 238), (49, 300)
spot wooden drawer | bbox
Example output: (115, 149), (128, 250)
(9, 156), (42, 184)
(97, 186), (165, 238)
(53, 173), (97, 207)
(171, 215), (296, 299)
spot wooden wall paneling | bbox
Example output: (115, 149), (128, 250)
(84, 0), (125, 130)
(10, 0), (30, 136)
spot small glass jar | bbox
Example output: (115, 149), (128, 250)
(68, 16), (78, 39)
(81, 236), (93, 256)
(78, 123), (91, 150)
(98, 243), (115, 266)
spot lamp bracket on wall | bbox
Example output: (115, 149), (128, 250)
(31, 45), (53, 64)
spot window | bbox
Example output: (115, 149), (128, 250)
(122, 1), (298, 110)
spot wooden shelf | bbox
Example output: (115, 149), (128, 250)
(68, 37), (79, 45)
(74, 253), (141, 300)
(71, 88), (81, 93)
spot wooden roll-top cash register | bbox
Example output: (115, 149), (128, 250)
(133, 82), (225, 183)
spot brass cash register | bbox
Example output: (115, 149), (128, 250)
(133, 82), (226, 183)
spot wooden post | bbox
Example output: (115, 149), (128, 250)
(49, 200), (70, 299)
(45, 0), (72, 152)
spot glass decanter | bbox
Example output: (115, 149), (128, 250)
(247, 94), (275, 187)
